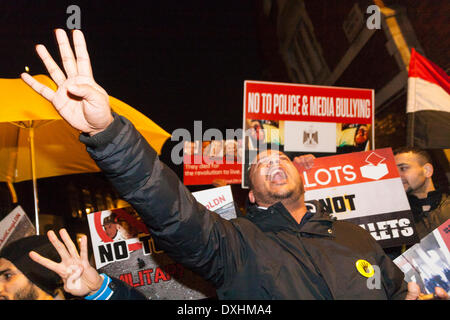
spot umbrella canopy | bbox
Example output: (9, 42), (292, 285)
(0, 75), (171, 233)
(0, 74), (171, 183)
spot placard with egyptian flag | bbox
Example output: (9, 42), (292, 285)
(242, 80), (375, 188)
(406, 48), (450, 148)
(302, 148), (419, 248)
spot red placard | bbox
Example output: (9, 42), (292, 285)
(183, 139), (242, 185)
(299, 148), (399, 191)
(302, 148), (418, 248)
(183, 157), (242, 185)
(244, 80), (374, 124)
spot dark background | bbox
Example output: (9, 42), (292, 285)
(0, 0), (262, 228)
(0, 0), (262, 157)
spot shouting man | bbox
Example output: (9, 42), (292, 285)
(22, 29), (447, 300)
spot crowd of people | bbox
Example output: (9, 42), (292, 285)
(0, 29), (448, 301)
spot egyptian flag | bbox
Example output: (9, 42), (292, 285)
(406, 48), (450, 148)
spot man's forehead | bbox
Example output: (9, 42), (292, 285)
(395, 152), (422, 165)
(255, 150), (285, 161)
(248, 150), (290, 174)
(0, 257), (15, 271)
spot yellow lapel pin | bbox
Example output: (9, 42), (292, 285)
(355, 259), (375, 278)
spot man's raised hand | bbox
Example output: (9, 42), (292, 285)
(21, 29), (113, 136)
(293, 154), (315, 170)
(29, 229), (104, 297)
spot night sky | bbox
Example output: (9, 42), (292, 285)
(0, 0), (262, 169)
(0, 1), (265, 220)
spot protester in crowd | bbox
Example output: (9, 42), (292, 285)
(394, 147), (449, 239)
(0, 233), (145, 300)
(22, 29), (447, 300)
(0, 235), (65, 300)
(383, 147), (450, 259)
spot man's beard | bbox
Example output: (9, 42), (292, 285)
(405, 185), (413, 194)
(270, 188), (295, 201)
(14, 282), (40, 300)
(404, 178), (426, 195)
(255, 182), (304, 206)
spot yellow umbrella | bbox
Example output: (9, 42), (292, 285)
(0, 74), (171, 233)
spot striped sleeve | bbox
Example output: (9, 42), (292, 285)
(84, 274), (114, 300)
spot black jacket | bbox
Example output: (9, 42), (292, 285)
(80, 114), (408, 300)
(408, 191), (450, 239)
(386, 191), (450, 260)
(109, 276), (147, 300)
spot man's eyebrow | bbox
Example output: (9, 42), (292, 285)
(0, 268), (12, 276)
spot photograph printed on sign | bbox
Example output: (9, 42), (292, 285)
(183, 139), (242, 186)
(394, 219), (450, 294)
(87, 207), (216, 299)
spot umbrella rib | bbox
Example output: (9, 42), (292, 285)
(10, 121), (28, 129)
(10, 120), (56, 129)
(35, 120), (57, 129)
(5, 125), (21, 183)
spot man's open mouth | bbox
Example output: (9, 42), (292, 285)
(267, 167), (287, 183)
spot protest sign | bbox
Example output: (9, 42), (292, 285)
(242, 80), (374, 188)
(303, 148), (419, 248)
(394, 219), (450, 294)
(87, 186), (237, 299)
(0, 206), (35, 250)
(183, 140), (242, 185)
(190, 185), (237, 220)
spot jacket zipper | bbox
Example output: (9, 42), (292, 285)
(295, 232), (335, 299)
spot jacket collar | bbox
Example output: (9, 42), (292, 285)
(245, 200), (335, 238)
(407, 189), (445, 219)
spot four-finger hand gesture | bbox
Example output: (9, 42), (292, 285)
(21, 29), (113, 136)
(29, 229), (103, 297)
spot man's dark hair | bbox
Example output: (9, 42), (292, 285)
(393, 146), (433, 166)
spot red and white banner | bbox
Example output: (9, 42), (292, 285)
(303, 148), (419, 248)
(244, 80), (374, 124)
(406, 48), (450, 148)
